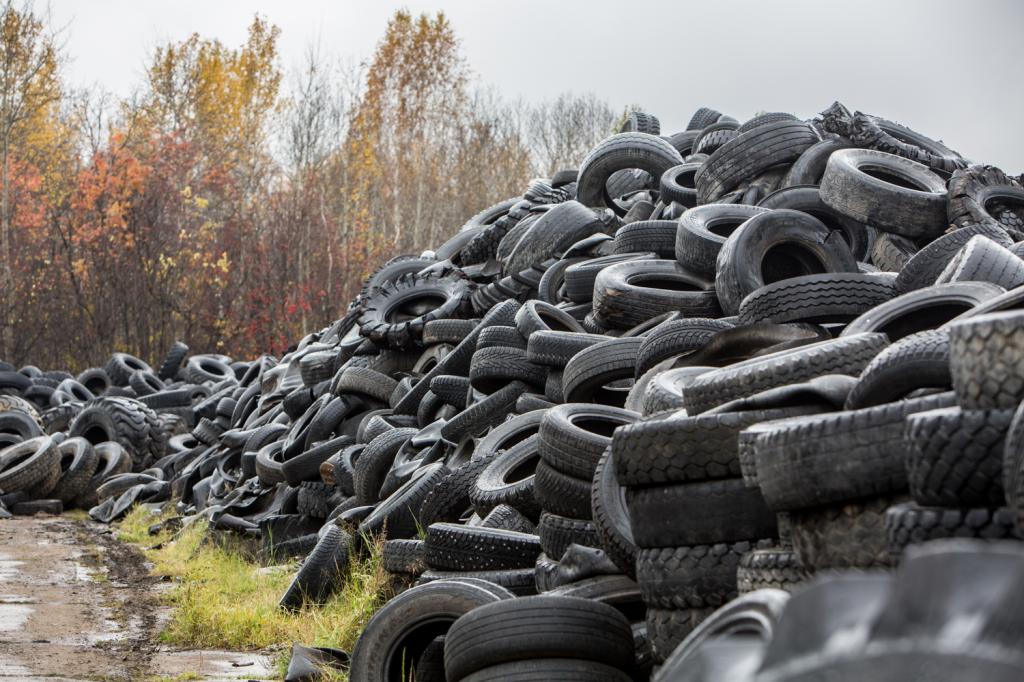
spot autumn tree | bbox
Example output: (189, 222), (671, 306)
(0, 0), (62, 359)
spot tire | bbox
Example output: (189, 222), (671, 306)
(104, 353), (153, 387)
(590, 447), (637, 576)
(757, 184), (874, 261)
(687, 107), (723, 130)
(157, 341), (189, 380)
(948, 164), (1024, 238)
(279, 525), (351, 610)
(255, 442), (287, 486)
(514, 300), (584, 337)
(534, 459), (592, 518)
(628, 477), (776, 547)
(429, 375), (471, 409)
(659, 163), (701, 207)
(479, 504), (536, 534)
(621, 111), (661, 135)
(695, 121), (819, 203)
(846, 113), (966, 175)
(885, 503), (1020, 555)
(782, 136), (856, 187)
(69, 397), (166, 469)
(383, 539), (426, 576)
(844, 329), (951, 409)
(752, 391), (956, 511)
(537, 512), (600, 559)
(612, 220), (677, 258)
(353, 428), (417, 504)
(470, 435), (541, 519)
(424, 522), (541, 571)
(504, 202), (604, 277)
(526, 330), (607, 368)
(469, 346), (546, 394)
(675, 204), (767, 279)
(682, 333), (887, 416)
(634, 318), (734, 377)
(335, 366), (398, 403)
(185, 355), (234, 384)
(11, 499), (62, 515)
(715, 209), (858, 316)
(458, 659), (631, 682)
(296, 481), (336, 519)
(358, 271), (473, 349)
(736, 547), (809, 594)
(645, 607), (714, 663)
(637, 540), (773, 609)
(693, 124), (739, 156)
(443, 595), (634, 681)
(418, 456), (495, 529)
(50, 437), (97, 505)
(473, 410), (546, 462)
(738, 272), (897, 325)
(842, 281), (1005, 341)
(360, 463), (448, 539)
(422, 319), (480, 344)
(563, 252), (657, 303)
(906, 406), (1011, 507)
(948, 310), (1024, 409)
(935, 235), (1024, 290)
(476, 325), (525, 350)
(577, 133), (683, 216)
(73, 442), (131, 509)
(349, 579), (515, 682)
(538, 403), (637, 480)
(789, 495), (901, 569)
(871, 231), (918, 271)
(562, 337), (642, 407)
(417, 568), (537, 597)
(820, 148), (949, 238)
(593, 259), (719, 329)
(614, 406), (821, 486)
(895, 224), (1014, 294)
(76, 368), (111, 396)
(0, 436), (61, 494)
(440, 381), (528, 443)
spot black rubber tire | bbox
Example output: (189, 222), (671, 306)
(157, 341), (189, 381)
(418, 456), (495, 529)
(75, 368), (110, 396)
(637, 539), (773, 609)
(593, 259), (719, 329)
(562, 337), (643, 407)
(514, 300), (584, 338)
(185, 355), (234, 385)
(479, 504), (536, 534)
(424, 522), (541, 571)
(757, 184), (874, 261)
(296, 481), (336, 519)
(627, 478), (776, 548)
(359, 272), (473, 349)
(428, 375), (471, 409)
(11, 499), (62, 515)
(715, 209), (859, 316)
(844, 329), (951, 409)
(782, 136), (856, 187)
(104, 353), (153, 387)
(789, 495), (901, 569)
(645, 607), (714, 663)
(563, 252), (657, 303)
(335, 366), (399, 404)
(69, 397), (166, 469)
(50, 437), (97, 505)
(845, 112), (966, 175)
(905, 406), (1011, 507)
(383, 539), (426, 576)
(360, 463), (448, 539)
(935, 235), (1024, 290)
(0, 436), (60, 494)
(458, 659), (631, 682)
(820, 148), (949, 238)
(538, 403), (637, 480)
(279, 525), (350, 610)
(675, 204), (767, 279)
(576, 133), (683, 216)
(885, 503), (1020, 555)
(633, 318), (733, 377)
(948, 164), (1024, 238)
(612, 220), (677, 258)
(470, 435), (541, 519)
(948, 310), (1024, 409)
(659, 163), (701, 207)
(504, 202), (605, 276)
(417, 568), (537, 597)
(871, 231), (918, 271)
(895, 224), (1014, 294)
(422, 319), (480, 345)
(842, 281), (1005, 341)
(537, 512), (600, 559)
(533, 459), (592, 519)
(353, 427), (417, 504)
(736, 547), (809, 594)
(348, 579), (515, 682)
(738, 272), (897, 325)
(443, 595), (634, 681)
(687, 107), (723, 130)
(621, 111), (661, 135)
(469, 346), (546, 394)
(682, 333), (888, 416)
(525, 330), (607, 368)
(753, 391), (956, 511)
(696, 121), (819, 203)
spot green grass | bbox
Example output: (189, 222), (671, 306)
(117, 506), (390, 679)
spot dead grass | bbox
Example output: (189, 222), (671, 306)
(118, 505), (390, 680)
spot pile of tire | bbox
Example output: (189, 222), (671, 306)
(2, 101), (1024, 680)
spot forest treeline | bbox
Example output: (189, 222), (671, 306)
(0, 3), (622, 370)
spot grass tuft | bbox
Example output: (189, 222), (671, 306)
(117, 506), (391, 679)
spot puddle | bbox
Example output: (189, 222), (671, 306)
(150, 649), (276, 680)
(0, 603), (32, 631)
(0, 558), (23, 582)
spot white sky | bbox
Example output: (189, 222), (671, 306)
(49, 0), (1024, 171)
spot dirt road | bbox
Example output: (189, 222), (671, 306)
(0, 516), (273, 681)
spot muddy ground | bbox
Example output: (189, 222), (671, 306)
(0, 515), (274, 681)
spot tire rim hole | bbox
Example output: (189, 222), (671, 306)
(504, 453), (539, 484)
(627, 275), (702, 292)
(706, 218), (746, 238)
(860, 164), (928, 191)
(761, 243), (828, 284)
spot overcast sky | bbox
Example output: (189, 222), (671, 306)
(49, 0), (1024, 171)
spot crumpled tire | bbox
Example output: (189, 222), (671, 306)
(577, 133), (683, 216)
(948, 164), (1024, 239)
(358, 271), (473, 349)
(69, 397), (167, 469)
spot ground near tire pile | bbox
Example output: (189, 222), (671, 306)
(3, 101), (1024, 681)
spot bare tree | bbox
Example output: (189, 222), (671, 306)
(527, 92), (617, 176)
